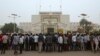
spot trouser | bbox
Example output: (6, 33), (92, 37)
(13, 45), (18, 54)
(80, 42), (85, 51)
(76, 42), (81, 50)
(1, 43), (7, 54)
(90, 41), (94, 51)
(52, 43), (57, 52)
(25, 44), (30, 51)
(58, 44), (63, 52)
(68, 42), (72, 51)
(38, 42), (43, 52)
(30, 43), (34, 51)
(46, 43), (52, 52)
(63, 44), (68, 51)
(0, 42), (2, 50)
(19, 44), (23, 54)
(94, 41), (99, 51)
(87, 41), (91, 50)
(34, 43), (38, 51)
(72, 42), (76, 51)
(84, 42), (87, 50)
(42, 43), (46, 51)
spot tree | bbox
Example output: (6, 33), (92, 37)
(80, 19), (93, 33)
(79, 13), (93, 33)
(0, 23), (20, 33)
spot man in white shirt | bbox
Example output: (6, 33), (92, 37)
(84, 34), (90, 50)
(19, 34), (24, 54)
(93, 34), (99, 53)
(72, 34), (77, 51)
(58, 34), (63, 52)
(12, 34), (19, 55)
(34, 34), (39, 51)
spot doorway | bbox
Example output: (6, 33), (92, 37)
(47, 28), (54, 34)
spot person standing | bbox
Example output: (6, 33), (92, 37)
(1, 33), (8, 54)
(72, 34), (77, 51)
(29, 34), (34, 51)
(12, 34), (19, 55)
(19, 34), (24, 54)
(45, 34), (52, 52)
(93, 34), (99, 53)
(38, 33), (44, 53)
(34, 34), (39, 51)
(52, 33), (58, 52)
(63, 34), (68, 51)
(90, 34), (95, 51)
(67, 33), (72, 51)
(25, 34), (30, 51)
(84, 34), (90, 50)
(42, 34), (46, 51)
(58, 34), (63, 52)
(80, 34), (85, 51)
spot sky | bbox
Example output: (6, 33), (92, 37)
(0, 0), (100, 25)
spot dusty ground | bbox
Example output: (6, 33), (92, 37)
(0, 50), (100, 56)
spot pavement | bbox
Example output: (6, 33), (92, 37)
(0, 50), (100, 56)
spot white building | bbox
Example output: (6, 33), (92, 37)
(19, 12), (100, 33)
(19, 12), (70, 34)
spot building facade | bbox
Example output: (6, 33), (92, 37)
(19, 12), (70, 34)
(19, 12), (100, 34)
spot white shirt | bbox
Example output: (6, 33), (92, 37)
(58, 36), (63, 44)
(2, 35), (8, 43)
(93, 37), (99, 42)
(72, 35), (76, 42)
(34, 35), (39, 43)
(19, 36), (24, 44)
(80, 36), (84, 43)
(13, 35), (19, 45)
(43, 35), (46, 40)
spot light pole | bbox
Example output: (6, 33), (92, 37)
(8, 14), (20, 33)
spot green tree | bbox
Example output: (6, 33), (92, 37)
(80, 19), (93, 33)
(0, 23), (20, 33)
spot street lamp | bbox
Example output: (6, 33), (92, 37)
(8, 14), (20, 33)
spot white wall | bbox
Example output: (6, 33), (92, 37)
(60, 15), (70, 33)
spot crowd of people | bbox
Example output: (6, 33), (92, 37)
(0, 32), (100, 55)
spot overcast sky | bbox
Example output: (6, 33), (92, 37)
(0, 0), (100, 25)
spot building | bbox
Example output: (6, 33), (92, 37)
(19, 12), (100, 34)
(19, 12), (70, 34)
(70, 22), (100, 32)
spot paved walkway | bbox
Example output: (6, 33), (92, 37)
(0, 50), (100, 56)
